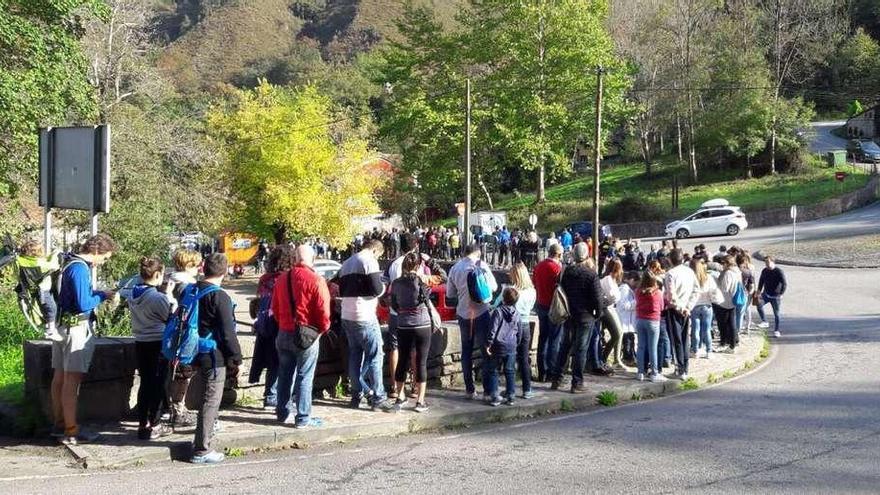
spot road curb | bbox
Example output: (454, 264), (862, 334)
(754, 250), (879, 269)
(83, 335), (767, 469)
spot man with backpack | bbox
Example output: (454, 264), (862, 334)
(271, 245), (331, 428)
(339, 240), (395, 412)
(183, 253), (241, 464)
(447, 243), (499, 401)
(51, 234), (117, 445)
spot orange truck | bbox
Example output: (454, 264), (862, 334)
(218, 231), (259, 267)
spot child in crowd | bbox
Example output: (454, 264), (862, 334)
(486, 287), (521, 407)
(16, 240), (62, 341)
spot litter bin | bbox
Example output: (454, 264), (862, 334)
(826, 150), (847, 167)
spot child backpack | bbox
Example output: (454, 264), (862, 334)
(467, 265), (492, 304)
(162, 284), (221, 365)
(733, 281), (748, 307)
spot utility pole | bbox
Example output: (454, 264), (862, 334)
(464, 78), (472, 248)
(591, 66), (605, 266)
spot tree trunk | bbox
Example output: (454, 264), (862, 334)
(770, 108), (779, 175)
(659, 132), (664, 153)
(537, 164), (546, 203)
(273, 224), (287, 245)
(478, 175), (494, 210)
(676, 115), (683, 165)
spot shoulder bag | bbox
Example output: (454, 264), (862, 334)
(288, 269), (321, 351)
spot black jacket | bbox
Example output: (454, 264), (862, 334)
(195, 281), (242, 369)
(758, 267), (787, 297)
(559, 264), (603, 322)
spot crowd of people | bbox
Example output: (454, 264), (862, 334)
(20, 226), (786, 466)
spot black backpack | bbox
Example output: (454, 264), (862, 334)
(622, 332), (637, 367)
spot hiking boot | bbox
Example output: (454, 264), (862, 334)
(190, 450), (225, 464)
(570, 384), (588, 394)
(413, 402), (429, 413)
(150, 423), (173, 440)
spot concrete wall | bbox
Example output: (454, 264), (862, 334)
(609, 176), (880, 239)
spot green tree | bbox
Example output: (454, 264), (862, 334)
(849, 99), (865, 117)
(208, 81), (382, 246)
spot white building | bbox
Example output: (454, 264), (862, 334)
(846, 105), (879, 140)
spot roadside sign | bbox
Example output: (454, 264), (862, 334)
(528, 213), (537, 228)
(790, 205), (797, 220)
(835, 171), (847, 182)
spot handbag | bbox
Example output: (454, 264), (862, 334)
(548, 269), (570, 325)
(418, 282), (443, 331)
(288, 269), (320, 351)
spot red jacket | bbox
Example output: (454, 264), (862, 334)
(532, 258), (562, 307)
(636, 289), (663, 321)
(271, 264), (331, 334)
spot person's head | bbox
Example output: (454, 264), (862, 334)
(764, 256), (776, 269)
(659, 257), (672, 271)
(364, 239), (384, 258)
(509, 262), (534, 291)
(296, 245), (316, 267)
(669, 248), (684, 267)
(78, 233), (117, 265)
(402, 252), (421, 273)
(269, 244), (296, 273)
(173, 249), (202, 275)
(718, 244), (727, 253)
(639, 271), (658, 293)
(139, 257), (165, 285)
(623, 270), (641, 289)
(548, 243), (563, 260)
(572, 242), (589, 263)
(203, 253), (228, 280)
(501, 286), (519, 307)
(735, 253), (749, 268)
(721, 255), (737, 271)
(464, 243), (481, 260)
(19, 239), (43, 257)
(648, 259), (663, 274)
(649, 243), (656, 252)
(606, 258), (623, 283)
(690, 257), (707, 286)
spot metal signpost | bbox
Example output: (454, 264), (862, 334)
(790, 205), (797, 254)
(528, 213), (537, 230)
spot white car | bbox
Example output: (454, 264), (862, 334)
(665, 199), (748, 239)
(313, 259), (342, 280)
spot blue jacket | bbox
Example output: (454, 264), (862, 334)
(487, 305), (520, 356)
(560, 231), (573, 248)
(58, 256), (105, 317)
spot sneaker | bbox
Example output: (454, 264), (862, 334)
(137, 427), (152, 440)
(504, 397), (515, 406)
(679, 373), (689, 381)
(773, 331), (781, 338)
(413, 402), (429, 413)
(190, 450), (225, 464)
(482, 394), (492, 403)
(392, 398), (409, 412)
(720, 347), (736, 354)
(650, 374), (668, 383)
(488, 397), (503, 407)
(281, 415), (298, 425)
(757, 321), (770, 329)
(150, 423), (173, 440)
(60, 429), (101, 446)
(695, 349), (707, 359)
(295, 417), (323, 429)
(702, 351), (712, 359)
(636, 373), (645, 382)
(588, 368), (611, 377)
(263, 399), (277, 411)
(521, 390), (535, 399)
(570, 384), (588, 394)
(550, 379), (561, 390)
(465, 391), (479, 401)
(348, 396), (362, 409)
(371, 398), (397, 413)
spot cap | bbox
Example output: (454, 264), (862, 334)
(573, 242), (589, 262)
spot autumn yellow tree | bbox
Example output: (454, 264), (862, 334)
(208, 82), (382, 246)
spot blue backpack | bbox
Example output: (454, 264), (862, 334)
(733, 281), (748, 307)
(467, 265), (492, 304)
(162, 284), (221, 365)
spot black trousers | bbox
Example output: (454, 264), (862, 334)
(665, 310), (690, 374)
(714, 305), (738, 349)
(395, 326), (432, 383)
(135, 340), (167, 427)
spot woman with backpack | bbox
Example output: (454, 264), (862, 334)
(714, 255), (741, 354)
(249, 245), (295, 410)
(689, 258), (721, 358)
(389, 253), (434, 412)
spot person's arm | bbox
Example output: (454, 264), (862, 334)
(589, 274), (603, 317)
(70, 263), (105, 314)
(366, 259), (385, 297)
(446, 265), (458, 300)
(778, 269), (787, 296)
(663, 272), (674, 307)
(486, 264), (499, 293)
(757, 269), (766, 294)
(271, 275), (283, 324)
(312, 278), (332, 333)
(685, 273), (700, 311)
(424, 256), (447, 283)
(485, 310), (500, 352)
(215, 292), (242, 365)
(390, 281), (400, 312)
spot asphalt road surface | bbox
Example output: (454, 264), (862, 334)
(4, 206), (880, 494)
(808, 120), (848, 155)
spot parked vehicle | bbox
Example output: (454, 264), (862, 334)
(846, 139), (880, 163)
(565, 221), (612, 240)
(313, 259), (341, 281)
(665, 199), (748, 239)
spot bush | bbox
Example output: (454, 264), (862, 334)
(604, 196), (668, 223)
(0, 290), (34, 405)
(596, 390), (619, 406)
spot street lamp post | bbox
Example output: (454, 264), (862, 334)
(464, 78), (472, 247)
(591, 66), (605, 266)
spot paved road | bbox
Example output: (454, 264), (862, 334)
(3, 208), (880, 494)
(809, 120), (848, 155)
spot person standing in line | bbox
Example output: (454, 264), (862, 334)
(496, 262), (536, 399)
(663, 249), (699, 380)
(485, 287), (521, 406)
(389, 253), (433, 412)
(714, 256), (741, 354)
(736, 253), (755, 335)
(447, 243), (499, 400)
(51, 234), (118, 445)
(189, 254), (242, 464)
(164, 249), (203, 428)
(128, 257), (176, 440)
(271, 245), (331, 428)
(497, 226), (511, 268)
(600, 259), (625, 369)
(756, 256), (787, 338)
(338, 240), (395, 412)
(647, 260), (671, 371)
(557, 243), (604, 394)
(635, 272), (667, 382)
(532, 244), (564, 383)
(689, 258), (720, 359)
(617, 271), (640, 337)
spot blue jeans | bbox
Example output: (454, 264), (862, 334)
(535, 304), (563, 381)
(569, 317), (598, 387)
(636, 318), (660, 375)
(734, 303), (746, 333)
(275, 333), (320, 425)
(690, 304), (713, 354)
(516, 321), (532, 394)
(342, 319), (387, 403)
(486, 353), (516, 400)
(458, 312), (491, 395)
(756, 294), (782, 332)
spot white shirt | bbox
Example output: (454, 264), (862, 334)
(600, 275), (621, 306)
(617, 283), (636, 333)
(664, 264), (699, 312)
